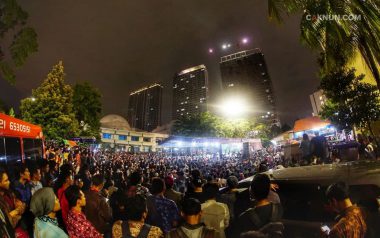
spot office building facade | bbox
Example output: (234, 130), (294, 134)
(310, 90), (327, 116)
(172, 65), (208, 120)
(127, 83), (162, 131)
(220, 49), (278, 124)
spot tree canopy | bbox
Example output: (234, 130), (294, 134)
(267, 0), (380, 89)
(171, 112), (275, 145)
(20, 61), (79, 139)
(73, 81), (102, 138)
(0, 0), (38, 84)
(319, 68), (380, 140)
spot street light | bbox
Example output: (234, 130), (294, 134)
(219, 96), (249, 118)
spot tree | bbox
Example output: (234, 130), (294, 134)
(267, 0), (380, 90)
(8, 107), (15, 117)
(20, 61), (79, 139)
(0, 0), (38, 84)
(319, 68), (380, 145)
(72, 82), (102, 138)
(172, 112), (273, 141)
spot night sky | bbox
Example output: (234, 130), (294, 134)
(0, 0), (320, 126)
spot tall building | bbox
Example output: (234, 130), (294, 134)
(310, 90), (327, 116)
(220, 49), (278, 123)
(127, 83), (162, 132)
(172, 65), (208, 120)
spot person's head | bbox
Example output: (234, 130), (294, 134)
(30, 167), (41, 182)
(61, 170), (74, 187)
(192, 176), (203, 188)
(250, 174), (271, 201)
(302, 133), (309, 141)
(150, 177), (165, 195)
(65, 185), (86, 209)
(203, 182), (219, 200)
(164, 176), (174, 189)
(227, 176), (239, 189)
(30, 187), (60, 217)
(91, 174), (105, 190)
(258, 163), (268, 173)
(39, 160), (49, 173)
(124, 195), (147, 221)
(0, 169), (10, 190)
(130, 171), (142, 186)
(18, 165), (30, 182)
(326, 182), (350, 212)
(181, 198), (202, 223)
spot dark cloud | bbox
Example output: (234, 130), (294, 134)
(1, 0), (319, 125)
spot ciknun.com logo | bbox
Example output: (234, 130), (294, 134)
(306, 14), (362, 21)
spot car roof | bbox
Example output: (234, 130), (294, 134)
(239, 160), (380, 187)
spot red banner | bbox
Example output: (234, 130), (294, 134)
(0, 113), (43, 139)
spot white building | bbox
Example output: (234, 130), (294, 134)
(310, 90), (327, 116)
(100, 114), (168, 152)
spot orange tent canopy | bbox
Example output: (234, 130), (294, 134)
(293, 116), (331, 132)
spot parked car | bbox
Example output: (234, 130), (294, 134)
(221, 160), (380, 238)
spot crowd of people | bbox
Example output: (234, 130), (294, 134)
(0, 143), (377, 238)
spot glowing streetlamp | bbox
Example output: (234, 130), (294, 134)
(219, 97), (249, 118)
(242, 38), (249, 44)
(208, 48), (214, 53)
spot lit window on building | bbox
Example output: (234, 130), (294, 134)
(143, 137), (151, 142)
(228, 83), (234, 87)
(180, 78), (184, 81)
(266, 89), (270, 93)
(181, 108), (185, 111)
(150, 108), (154, 111)
(190, 74), (195, 78)
(186, 97), (189, 99)
(180, 88), (185, 91)
(181, 113), (184, 116)
(176, 109), (179, 112)
(131, 136), (139, 141)
(259, 63), (263, 66)
(118, 135), (127, 140)
(102, 133), (112, 139)
(201, 86), (206, 89)
(261, 72), (266, 76)
(195, 106), (198, 109)
(186, 81), (189, 83)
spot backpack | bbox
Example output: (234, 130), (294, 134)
(169, 226), (215, 238)
(247, 203), (284, 238)
(121, 221), (151, 238)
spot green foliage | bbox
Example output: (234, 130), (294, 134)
(8, 107), (15, 117)
(20, 61), (79, 139)
(267, 0), (380, 89)
(0, 0), (38, 84)
(172, 112), (273, 143)
(73, 82), (102, 139)
(319, 68), (380, 134)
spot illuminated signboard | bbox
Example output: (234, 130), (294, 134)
(0, 113), (42, 138)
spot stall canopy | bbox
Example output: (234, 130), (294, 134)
(293, 116), (331, 132)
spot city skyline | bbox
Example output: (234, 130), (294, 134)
(0, 0), (320, 125)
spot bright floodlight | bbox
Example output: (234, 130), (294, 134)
(222, 44), (227, 49)
(227, 44), (231, 48)
(242, 38), (248, 44)
(31, 97), (36, 102)
(220, 97), (248, 117)
(208, 48), (214, 53)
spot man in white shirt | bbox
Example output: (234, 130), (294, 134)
(201, 182), (229, 238)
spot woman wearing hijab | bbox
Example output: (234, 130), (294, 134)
(30, 188), (68, 238)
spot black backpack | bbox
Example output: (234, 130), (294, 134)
(247, 204), (284, 238)
(121, 221), (151, 238)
